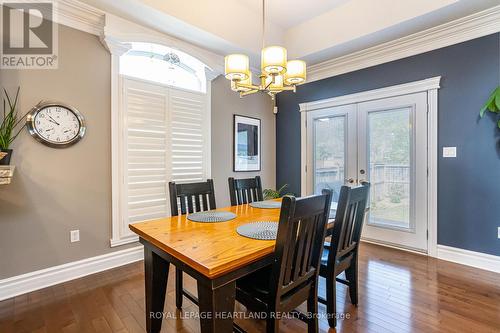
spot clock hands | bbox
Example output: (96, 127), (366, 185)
(47, 115), (60, 126)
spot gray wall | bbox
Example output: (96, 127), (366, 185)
(0, 25), (136, 279)
(276, 33), (500, 257)
(211, 76), (276, 207)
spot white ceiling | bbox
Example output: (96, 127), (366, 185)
(237, 0), (349, 29)
(81, 0), (500, 68)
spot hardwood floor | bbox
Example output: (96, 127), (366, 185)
(1, 242), (499, 333)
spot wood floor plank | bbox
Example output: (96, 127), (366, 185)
(1, 243), (499, 333)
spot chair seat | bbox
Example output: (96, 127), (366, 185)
(236, 266), (272, 303)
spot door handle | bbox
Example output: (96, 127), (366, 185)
(345, 178), (355, 184)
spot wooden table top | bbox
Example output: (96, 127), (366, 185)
(130, 200), (335, 279)
(130, 203), (281, 279)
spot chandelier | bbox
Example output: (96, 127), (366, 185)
(224, 0), (306, 101)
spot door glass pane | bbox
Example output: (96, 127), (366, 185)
(313, 116), (345, 206)
(367, 108), (412, 230)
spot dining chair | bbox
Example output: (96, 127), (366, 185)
(168, 179), (216, 309)
(319, 183), (370, 328)
(235, 190), (332, 333)
(228, 175), (264, 205)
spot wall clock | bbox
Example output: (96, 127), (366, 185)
(26, 101), (86, 148)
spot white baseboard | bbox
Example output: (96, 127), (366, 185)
(437, 245), (500, 274)
(360, 238), (428, 256)
(0, 245), (144, 301)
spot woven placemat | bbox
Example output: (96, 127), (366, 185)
(187, 211), (237, 223)
(249, 200), (282, 209)
(237, 221), (278, 240)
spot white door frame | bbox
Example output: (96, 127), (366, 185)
(299, 77), (441, 257)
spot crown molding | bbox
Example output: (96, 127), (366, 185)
(54, 0), (105, 35)
(308, 5), (500, 83)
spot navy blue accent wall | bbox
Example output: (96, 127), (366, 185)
(276, 33), (500, 256)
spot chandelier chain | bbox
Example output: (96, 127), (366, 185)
(262, 0), (265, 50)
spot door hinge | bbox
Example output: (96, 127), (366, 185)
(305, 165), (307, 173)
(426, 230), (429, 240)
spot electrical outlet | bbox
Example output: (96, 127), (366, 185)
(443, 147), (457, 158)
(70, 230), (80, 243)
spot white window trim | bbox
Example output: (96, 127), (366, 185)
(101, 18), (222, 247)
(299, 76), (441, 257)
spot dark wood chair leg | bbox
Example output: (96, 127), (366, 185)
(345, 255), (358, 306)
(326, 275), (337, 328)
(266, 318), (279, 333)
(307, 285), (319, 333)
(144, 246), (170, 333)
(175, 268), (183, 309)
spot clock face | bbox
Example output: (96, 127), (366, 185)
(34, 106), (80, 144)
(27, 102), (86, 148)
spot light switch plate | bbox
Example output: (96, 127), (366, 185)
(443, 147), (457, 158)
(70, 230), (80, 243)
(498, 227), (500, 239)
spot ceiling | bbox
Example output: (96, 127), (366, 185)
(81, 0), (500, 68)
(237, 0), (349, 29)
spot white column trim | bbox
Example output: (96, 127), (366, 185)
(300, 77), (441, 256)
(300, 111), (307, 197)
(100, 37), (133, 247)
(427, 88), (439, 258)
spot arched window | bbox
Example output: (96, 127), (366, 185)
(120, 42), (207, 93)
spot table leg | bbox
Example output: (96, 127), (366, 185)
(197, 280), (236, 333)
(144, 246), (170, 333)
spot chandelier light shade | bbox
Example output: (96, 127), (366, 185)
(224, 54), (250, 81)
(285, 60), (306, 85)
(261, 46), (287, 75)
(231, 72), (253, 92)
(224, 0), (307, 110)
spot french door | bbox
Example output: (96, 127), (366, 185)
(306, 92), (428, 252)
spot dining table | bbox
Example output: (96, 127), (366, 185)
(129, 199), (335, 333)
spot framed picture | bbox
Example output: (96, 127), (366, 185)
(234, 115), (261, 172)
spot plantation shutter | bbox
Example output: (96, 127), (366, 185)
(123, 79), (169, 228)
(121, 78), (209, 233)
(169, 88), (208, 183)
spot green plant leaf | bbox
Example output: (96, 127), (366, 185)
(488, 100), (498, 112)
(0, 87), (23, 149)
(480, 89), (497, 117)
(495, 88), (500, 110)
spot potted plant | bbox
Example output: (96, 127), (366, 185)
(263, 184), (292, 200)
(480, 86), (500, 127)
(0, 87), (25, 165)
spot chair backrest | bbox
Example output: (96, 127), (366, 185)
(168, 179), (216, 216)
(269, 190), (332, 304)
(329, 184), (370, 261)
(228, 176), (264, 206)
